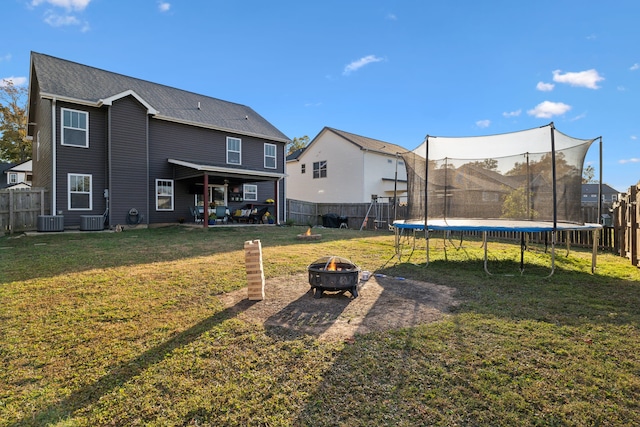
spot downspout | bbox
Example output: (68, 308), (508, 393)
(274, 180), (279, 224)
(146, 114), (150, 225)
(107, 105), (112, 227)
(51, 98), (57, 214)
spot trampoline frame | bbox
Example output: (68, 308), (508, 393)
(393, 219), (601, 276)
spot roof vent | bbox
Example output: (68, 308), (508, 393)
(197, 102), (201, 110)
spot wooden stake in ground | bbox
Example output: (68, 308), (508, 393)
(244, 239), (265, 300)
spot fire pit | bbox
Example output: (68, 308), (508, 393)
(308, 256), (360, 299)
(297, 227), (322, 240)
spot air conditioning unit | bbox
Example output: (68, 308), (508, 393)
(80, 215), (104, 231)
(37, 215), (64, 232)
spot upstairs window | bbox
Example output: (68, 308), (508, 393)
(8, 172), (18, 184)
(313, 161), (327, 179)
(227, 137), (241, 165)
(264, 143), (276, 169)
(68, 173), (92, 210)
(156, 179), (174, 211)
(61, 108), (89, 147)
(301, 164), (306, 174)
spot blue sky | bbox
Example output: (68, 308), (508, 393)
(2, 0), (639, 192)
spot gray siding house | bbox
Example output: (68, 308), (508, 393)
(27, 52), (289, 229)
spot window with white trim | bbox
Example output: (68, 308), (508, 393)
(264, 143), (276, 169)
(243, 184), (258, 201)
(156, 179), (174, 211)
(313, 161), (327, 179)
(61, 108), (89, 147)
(227, 137), (241, 165)
(68, 173), (92, 210)
(8, 172), (18, 184)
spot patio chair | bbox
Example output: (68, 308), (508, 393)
(249, 206), (270, 224)
(189, 206), (203, 223)
(215, 206), (229, 224)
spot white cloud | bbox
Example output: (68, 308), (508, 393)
(536, 81), (554, 92)
(0, 77), (28, 87)
(631, 135), (637, 140)
(386, 13), (397, 21)
(552, 69), (604, 89)
(0, 54), (12, 62)
(631, 63), (639, 71)
(502, 109), (521, 118)
(527, 101), (572, 119)
(31, 0), (91, 11)
(570, 112), (587, 121)
(44, 12), (79, 27)
(158, 2), (170, 12)
(476, 119), (490, 128)
(343, 55), (384, 76)
(619, 158), (640, 164)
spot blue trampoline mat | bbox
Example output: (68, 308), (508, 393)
(393, 218), (602, 233)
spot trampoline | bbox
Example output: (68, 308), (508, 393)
(393, 122), (603, 276)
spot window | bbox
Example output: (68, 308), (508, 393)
(313, 161), (327, 179)
(264, 143), (276, 169)
(612, 194), (617, 202)
(8, 172), (17, 184)
(301, 164), (306, 174)
(243, 184), (258, 201)
(227, 137), (241, 164)
(61, 108), (89, 147)
(68, 173), (92, 210)
(156, 179), (174, 211)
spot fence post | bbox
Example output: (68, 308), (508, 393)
(631, 185), (638, 267)
(8, 189), (14, 235)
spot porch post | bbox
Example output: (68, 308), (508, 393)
(273, 180), (279, 224)
(203, 174), (209, 228)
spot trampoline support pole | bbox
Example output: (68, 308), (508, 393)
(592, 228), (598, 273)
(483, 231), (491, 275)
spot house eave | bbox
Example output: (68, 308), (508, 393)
(168, 159), (287, 180)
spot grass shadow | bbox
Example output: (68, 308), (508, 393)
(8, 299), (258, 427)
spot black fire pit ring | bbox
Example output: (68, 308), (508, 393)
(308, 255), (360, 299)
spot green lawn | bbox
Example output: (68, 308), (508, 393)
(1, 225), (639, 426)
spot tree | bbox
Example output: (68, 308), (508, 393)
(0, 80), (30, 163)
(287, 135), (309, 155)
(582, 164), (596, 183)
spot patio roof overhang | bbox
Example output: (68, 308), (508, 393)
(168, 158), (287, 182)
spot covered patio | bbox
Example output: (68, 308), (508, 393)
(168, 159), (286, 228)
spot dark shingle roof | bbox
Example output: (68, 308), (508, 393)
(325, 127), (406, 155)
(31, 52), (289, 143)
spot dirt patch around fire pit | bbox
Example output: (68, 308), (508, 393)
(218, 274), (460, 342)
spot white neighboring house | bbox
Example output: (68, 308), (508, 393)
(1, 160), (33, 189)
(286, 127), (408, 203)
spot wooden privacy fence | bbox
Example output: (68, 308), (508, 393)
(286, 198), (405, 231)
(0, 188), (49, 234)
(612, 183), (639, 267)
(287, 198), (620, 253)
